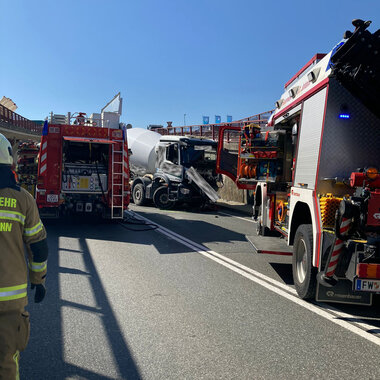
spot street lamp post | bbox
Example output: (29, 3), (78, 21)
(184, 114), (186, 126)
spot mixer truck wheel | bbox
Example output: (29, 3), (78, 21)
(132, 183), (147, 206)
(153, 186), (175, 210)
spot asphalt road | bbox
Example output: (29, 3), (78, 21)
(21, 204), (380, 380)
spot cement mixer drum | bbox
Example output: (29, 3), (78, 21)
(127, 128), (161, 176)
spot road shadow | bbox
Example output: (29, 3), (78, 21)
(269, 263), (294, 285)
(21, 222), (142, 380)
(20, 207), (258, 377)
(132, 208), (248, 249)
(51, 216), (196, 255)
(22, 208), (242, 378)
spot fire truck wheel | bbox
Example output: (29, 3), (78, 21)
(153, 186), (175, 210)
(132, 183), (146, 206)
(256, 220), (269, 236)
(292, 224), (317, 300)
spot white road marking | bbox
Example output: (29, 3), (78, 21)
(218, 211), (256, 223)
(127, 211), (380, 347)
(319, 303), (380, 332)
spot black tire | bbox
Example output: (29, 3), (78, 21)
(255, 196), (268, 236)
(153, 186), (175, 210)
(292, 224), (317, 300)
(256, 220), (269, 236)
(132, 183), (146, 206)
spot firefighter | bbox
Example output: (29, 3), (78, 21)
(0, 133), (48, 379)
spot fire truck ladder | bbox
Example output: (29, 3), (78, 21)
(111, 140), (124, 219)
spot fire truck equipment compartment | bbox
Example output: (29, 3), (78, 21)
(62, 136), (116, 144)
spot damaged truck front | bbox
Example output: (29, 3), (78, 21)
(128, 128), (221, 209)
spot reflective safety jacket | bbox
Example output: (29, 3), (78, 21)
(0, 186), (47, 311)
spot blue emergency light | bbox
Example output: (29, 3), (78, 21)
(339, 113), (350, 119)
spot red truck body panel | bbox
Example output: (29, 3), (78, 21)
(36, 123), (130, 218)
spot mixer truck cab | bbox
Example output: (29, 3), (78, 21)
(127, 129), (220, 210)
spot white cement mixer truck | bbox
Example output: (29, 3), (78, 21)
(127, 128), (221, 209)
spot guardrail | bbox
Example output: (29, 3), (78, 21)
(0, 104), (43, 135)
(235, 110), (274, 124)
(154, 110), (274, 140)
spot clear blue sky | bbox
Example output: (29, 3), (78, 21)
(1, 0), (379, 128)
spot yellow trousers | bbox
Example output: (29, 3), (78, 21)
(0, 310), (30, 380)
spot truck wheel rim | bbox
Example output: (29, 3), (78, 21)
(159, 193), (169, 204)
(296, 239), (307, 283)
(135, 189), (142, 201)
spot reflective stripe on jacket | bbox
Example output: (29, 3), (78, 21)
(0, 186), (47, 311)
(0, 284), (27, 301)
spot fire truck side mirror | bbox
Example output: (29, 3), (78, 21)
(292, 123), (298, 135)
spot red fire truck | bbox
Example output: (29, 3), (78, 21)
(217, 19), (380, 305)
(36, 115), (130, 219)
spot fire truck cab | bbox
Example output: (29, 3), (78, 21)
(217, 19), (380, 304)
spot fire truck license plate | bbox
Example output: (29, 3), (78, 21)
(355, 279), (380, 292)
(47, 194), (58, 203)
